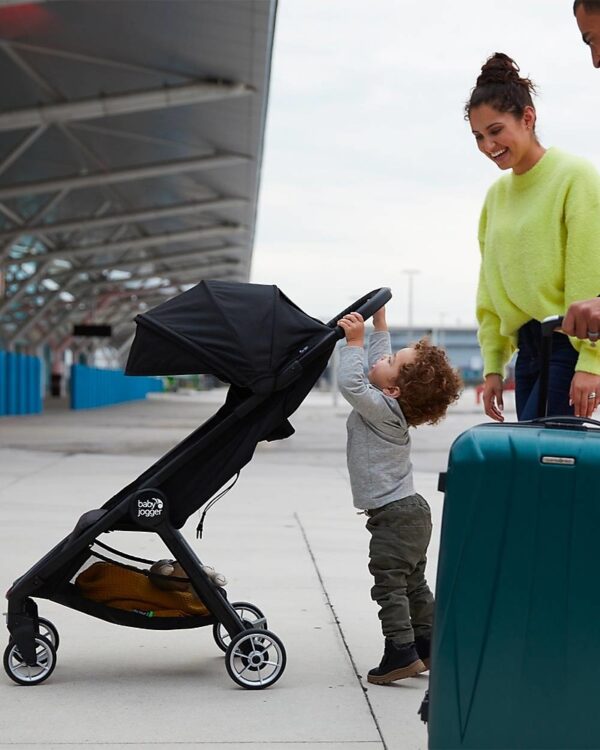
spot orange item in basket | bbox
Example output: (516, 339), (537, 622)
(75, 562), (210, 617)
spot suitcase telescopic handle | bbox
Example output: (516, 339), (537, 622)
(538, 314), (600, 418)
(541, 315), (564, 337)
(538, 315), (566, 418)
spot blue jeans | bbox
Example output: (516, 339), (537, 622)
(514, 319), (578, 420)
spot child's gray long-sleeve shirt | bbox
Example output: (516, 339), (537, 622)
(338, 330), (414, 510)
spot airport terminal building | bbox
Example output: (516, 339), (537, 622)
(0, 0), (277, 415)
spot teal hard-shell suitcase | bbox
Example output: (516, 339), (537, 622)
(428, 418), (600, 749)
(427, 316), (600, 749)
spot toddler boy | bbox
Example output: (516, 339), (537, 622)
(337, 306), (462, 684)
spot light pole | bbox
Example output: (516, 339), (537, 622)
(402, 269), (420, 340)
(438, 311), (446, 348)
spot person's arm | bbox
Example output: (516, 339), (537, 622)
(372, 306), (387, 332)
(563, 163), (600, 416)
(476, 275), (513, 381)
(563, 165), (600, 371)
(477, 279), (507, 422)
(337, 312), (401, 424)
(476, 205), (513, 422)
(367, 306), (392, 369)
(476, 204), (514, 380)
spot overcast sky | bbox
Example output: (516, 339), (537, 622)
(251, 0), (600, 328)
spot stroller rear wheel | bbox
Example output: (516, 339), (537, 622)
(3, 634), (57, 686)
(225, 628), (286, 689)
(212, 601), (267, 653)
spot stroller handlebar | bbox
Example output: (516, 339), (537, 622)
(274, 288), (393, 391)
(326, 287), (392, 337)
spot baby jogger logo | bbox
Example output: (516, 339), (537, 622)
(138, 497), (163, 518)
(130, 489), (167, 527)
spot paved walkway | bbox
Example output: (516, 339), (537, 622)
(0, 387), (516, 750)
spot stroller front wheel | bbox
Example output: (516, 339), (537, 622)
(3, 634), (57, 686)
(225, 628), (286, 689)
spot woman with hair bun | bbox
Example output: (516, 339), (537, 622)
(467, 52), (600, 421)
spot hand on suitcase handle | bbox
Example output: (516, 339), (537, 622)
(542, 314), (599, 343)
(562, 298), (600, 340)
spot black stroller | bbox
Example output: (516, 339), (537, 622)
(4, 281), (391, 690)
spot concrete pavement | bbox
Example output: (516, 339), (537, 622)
(0, 387), (516, 750)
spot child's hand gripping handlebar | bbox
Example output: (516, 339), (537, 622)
(327, 287), (392, 339)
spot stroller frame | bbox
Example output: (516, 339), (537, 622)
(4, 287), (391, 690)
(5, 391), (287, 690)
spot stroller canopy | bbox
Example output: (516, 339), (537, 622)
(125, 281), (330, 394)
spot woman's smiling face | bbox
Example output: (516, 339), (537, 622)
(469, 103), (536, 174)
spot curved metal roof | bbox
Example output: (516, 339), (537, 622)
(0, 0), (277, 357)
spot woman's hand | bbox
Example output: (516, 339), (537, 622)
(569, 371), (600, 418)
(562, 299), (600, 341)
(337, 312), (365, 347)
(482, 373), (504, 422)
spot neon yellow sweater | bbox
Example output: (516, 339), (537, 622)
(477, 147), (600, 377)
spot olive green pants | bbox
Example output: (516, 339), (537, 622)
(366, 494), (434, 645)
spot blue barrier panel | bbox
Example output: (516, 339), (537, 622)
(23, 356), (32, 414)
(6, 353), (18, 415)
(0, 351), (5, 416)
(0, 351), (43, 417)
(17, 355), (27, 414)
(70, 364), (163, 410)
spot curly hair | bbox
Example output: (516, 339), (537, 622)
(394, 339), (463, 427)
